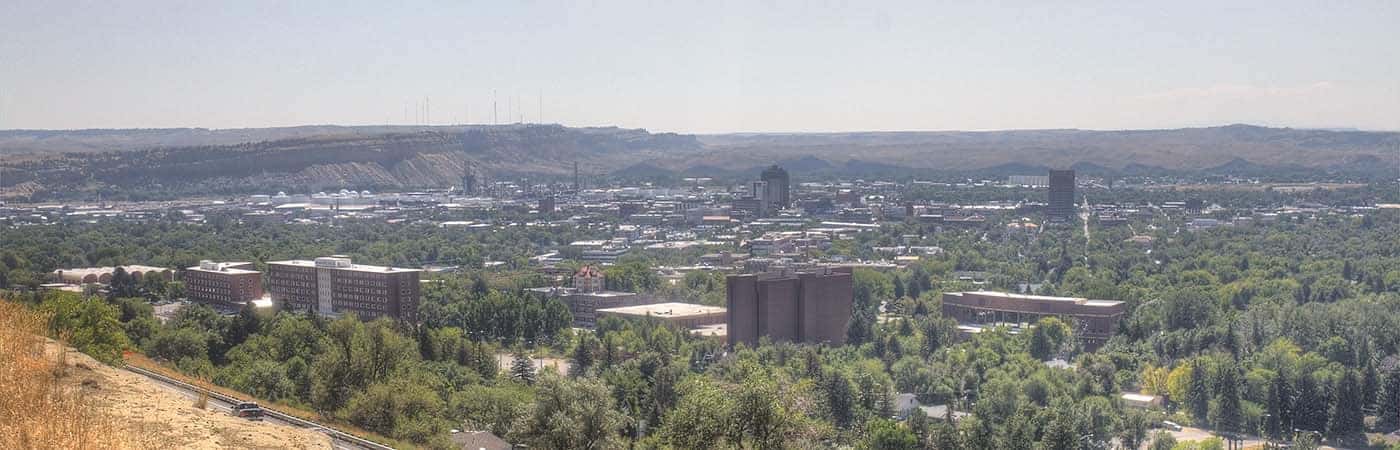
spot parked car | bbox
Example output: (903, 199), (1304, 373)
(232, 401), (264, 420)
(1160, 421), (1183, 431)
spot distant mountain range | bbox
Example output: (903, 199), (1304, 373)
(1, 124), (1395, 200)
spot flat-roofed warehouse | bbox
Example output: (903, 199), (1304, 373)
(596, 302), (727, 329)
(52, 265), (174, 284)
(941, 291), (1125, 350)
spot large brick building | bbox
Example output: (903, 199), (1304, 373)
(726, 267), (853, 347)
(267, 256), (421, 322)
(941, 291), (1125, 350)
(183, 261), (262, 305)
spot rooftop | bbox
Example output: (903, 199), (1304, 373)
(187, 261), (259, 275)
(597, 302), (726, 318)
(54, 265), (172, 276)
(689, 323), (727, 337)
(267, 258), (419, 274)
(952, 290), (1124, 307)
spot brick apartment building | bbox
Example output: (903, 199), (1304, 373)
(267, 256), (421, 322)
(183, 261), (262, 305)
(941, 291), (1125, 350)
(726, 267), (854, 347)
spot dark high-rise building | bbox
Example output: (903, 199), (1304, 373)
(726, 267), (853, 347)
(1047, 169), (1075, 221)
(267, 256), (421, 322)
(760, 165), (790, 209)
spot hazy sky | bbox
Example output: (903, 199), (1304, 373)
(3, 1), (1398, 133)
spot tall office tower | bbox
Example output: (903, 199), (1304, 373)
(749, 180), (770, 217)
(760, 164), (790, 209)
(267, 256), (421, 322)
(1047, 169), (1076, 222)
(725, 267), (853, 347)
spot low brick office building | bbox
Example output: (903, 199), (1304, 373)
(183, 260), (262, 305)
(941, 291), (1125, 350)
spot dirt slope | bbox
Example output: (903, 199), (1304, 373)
(47, 340), (332, 450)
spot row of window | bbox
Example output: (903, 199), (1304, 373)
(334, 286), (388, 295)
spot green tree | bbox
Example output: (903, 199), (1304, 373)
(108, 267), (140, 299)
(1038, 408), (1078, 450)
(1265, 373), (1291, 439)
(570, 334), (596, 377)
(731, 376), (793, 450)
(1028, 317), (1070, 360)
(309, 317), (418, 413)
(999, 406), (1038, 450)
(1187, 362), (1211, 423)
(344, 379), (449, 443)
(1118, 409), (1151, 450)
(659, 379), (735, 450)
(1292, 374), (1327, 434)
(1327, 370), (1364, 442)
(920, 317), (952, 358)
(513, 373), (627, 450)
(1212, 368), (1243, 433)
(822, 369), (856, 428)
(449, 384), (532, 437)
(510, 350), (536, 384)
(145, 326), (210, 363)
(1381, 366), (1400, 429)
(40, 293), (131, 363)
(1147, 431), (1177, 450)
(859, 418), (918, 450)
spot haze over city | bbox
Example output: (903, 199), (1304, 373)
(3, 2), (1400, 450)
(3, 0), (1399, 132)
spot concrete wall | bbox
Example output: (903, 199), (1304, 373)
(799, 271), (853, 345)
(726, 275), (758, 347)
(727, 269), (854, 347)
(759, 277), (800, 343)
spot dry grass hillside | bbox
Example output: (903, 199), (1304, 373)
(0, 301), (331, 449)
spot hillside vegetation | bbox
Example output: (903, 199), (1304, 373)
(0, 301), (143, 448)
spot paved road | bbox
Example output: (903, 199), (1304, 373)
(1158, 426), (1265, 449)
(129, 367), (371, 450)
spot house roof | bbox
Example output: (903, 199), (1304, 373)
(449, 431), (510, 450)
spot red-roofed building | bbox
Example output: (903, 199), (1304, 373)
(574, 265), (605, 293)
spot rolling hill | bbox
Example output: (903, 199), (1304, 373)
(1, 124), (1395, 200)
